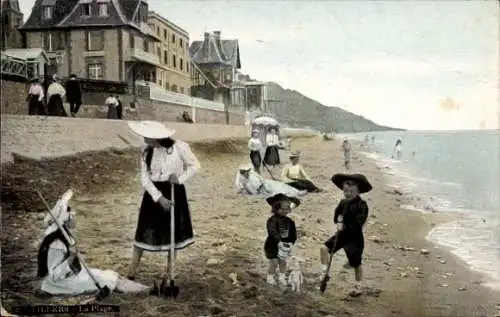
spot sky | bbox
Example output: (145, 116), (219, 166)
(18, 0), (500, 130)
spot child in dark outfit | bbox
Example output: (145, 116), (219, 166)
(320, 173), (372, 296)
(264, 193), (300, 286)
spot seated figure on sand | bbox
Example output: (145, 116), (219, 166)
(37, 191), (152, 296)
(235, 163), (307, 197)
(281, 151), (323, 193)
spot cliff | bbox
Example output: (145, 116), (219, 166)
(265, 82), (400, 133)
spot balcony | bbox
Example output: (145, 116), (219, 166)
(124, 48), (159, 66)
(140, 22), (161, 42)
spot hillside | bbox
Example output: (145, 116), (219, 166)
(266, 82), (400, 133)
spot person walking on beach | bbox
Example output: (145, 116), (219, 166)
(264, 128), (281, 167)
(65, 74), (82, 117)
(105, 94), (119, 119)
(126, 121), (200, 292)
(281, 151), (323, 193)
(248, 129), (263, 173)
(392, 139), (403, 160)
(46, 75), (67, 116)
(264, 193), (299, 287)
(319, 173), (372, 297)
(341, 138), (351, 170)
(115, 94), (123, 120)
(26, 77), (45, 115)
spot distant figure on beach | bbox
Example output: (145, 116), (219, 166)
(392, 139), (403, 160)
(236, 163), (306, 197)
(364, 135), (369, 147)
(105, 94), (119, 119)
(46, 75), (67, 116)
(320, 173), (372, 297)
(341, 138), (351, 170)
(115, 95), (123, 120)
(27, 77), (45, 115)
(182, 111), (193, 123)
(126, 121), (200, 294)
(65, 74), (82, 117)
(37, 191), (151, 295)
(248, 130), (263, 173)
(371, 136), (375, 144)
(264, 193), (299, 286)
(281, 151), (323, 193)
(264, 128), (281, 167)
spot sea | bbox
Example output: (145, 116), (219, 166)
(344, 130), (500, 290)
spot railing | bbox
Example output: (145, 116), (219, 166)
(149, 84), (225, 111)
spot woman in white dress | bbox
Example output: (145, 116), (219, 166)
(37, 191), (151, 295)
(393, 139), (403, 160)
(235, 163), (306, 197)
(264, 128), (281, 167)
(248, 130), (263, 173)
(46, 75), (67, 117)
(126, 121), (200, 284)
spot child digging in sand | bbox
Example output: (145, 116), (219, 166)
(264, 193), (300, 287)
(320, 173), (372, 297)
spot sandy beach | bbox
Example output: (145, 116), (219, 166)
(2, 134), (499, 317)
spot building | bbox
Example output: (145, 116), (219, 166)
(1, 0), (24, 50)
(189, 31), (241, 106)
(20, 0), (160, 86)
(147, 11), (191, 95)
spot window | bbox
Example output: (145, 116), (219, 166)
(157, 47), (161, 57)
(186, 62), (189, 73)
(180, 58), (183, 71)
(180, 87), (184, 94)
(171, 34), (175, 43)
(82, 4), (91, 16)
(143, 38), (148, 52)
(129, 33), (135, 48)
(43, 6), (53, 19)
(165, 82), (169, 90)
(179, 38), (183, 48)
(87, 63), (103, 80)
(42, 32), (64, 51)
(98, 3), (108, 17)
(156, 26), (160, 35)
(172, 55), (176, 68)
(86, 31), (104, 51)
(163, 50), (168, 64)
(163, 29), (167, 39)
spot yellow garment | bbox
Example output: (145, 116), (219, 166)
(281, 164), (310, 183)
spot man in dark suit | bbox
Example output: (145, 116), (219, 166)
(65, 74), (82, 117)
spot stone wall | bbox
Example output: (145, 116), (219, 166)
(0, 79), (245, 125)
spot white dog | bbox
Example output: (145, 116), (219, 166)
(288, 256), (304, 292)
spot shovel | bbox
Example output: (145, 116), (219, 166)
(162, 184), (180, 298)
(36, 190), (111, 301)
(320, 234), (339, 293)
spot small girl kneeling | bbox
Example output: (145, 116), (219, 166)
(264, 193), (300, 286)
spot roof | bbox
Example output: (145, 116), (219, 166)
(20, 0), (150, 32)
(189, 32), (241, 69)
(1, 0), (20, 12)
(3, 48), (50, 61)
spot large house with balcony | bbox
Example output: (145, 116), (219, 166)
(20, 0), (160, 86)
(147, 11), (191, 95)
(189, 31), (241, 106)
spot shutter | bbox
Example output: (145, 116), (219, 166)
(100, 30), (105, 50)
(85, 31), (89, 51)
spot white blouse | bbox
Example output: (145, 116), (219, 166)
(47, 83), (66, 99)
(140, 141), (200, 202)
(28, 84), (44, 101)
(248, 137), (262, 151)
(266, 134), (280, 146)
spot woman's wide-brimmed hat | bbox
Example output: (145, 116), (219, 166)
(128, 120), (175, 139)
(251, 129), (259, 134)
(288, 151), (301, 158)
(266, 193), (301, 208)
(331, 173), (372, 193)
(239, 163), (253, 171)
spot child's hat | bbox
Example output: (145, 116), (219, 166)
(239, 163), (253, 171)
(266, 193), (301, 208)
(288, 151), (301, 158)
(331, 173), (372, 193)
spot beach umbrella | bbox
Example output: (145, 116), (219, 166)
(252, 116), (279, 126)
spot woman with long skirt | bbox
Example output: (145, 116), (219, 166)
(46, 76), (67, 116)
(248, 129), (263, 173)
(27, 78), (46, 115)
(264, 128), (281, 167)
(127, 121), (200, 293)
(281, 151), (323, 193)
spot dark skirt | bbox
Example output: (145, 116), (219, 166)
(287, 179), (320, 192)
(107, 105), (118, 119)
(249, 150), (261, 172)
(28, 96), (46, 115)
(264, 146), (280, 166)
(47, 95), (67, 116)
(134, 181), (194, 252)
(264, 236), (294, 260)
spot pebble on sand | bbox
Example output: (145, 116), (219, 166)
(420, 248), (430, 255)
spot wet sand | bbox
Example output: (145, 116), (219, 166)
(1, 136), (499, 317)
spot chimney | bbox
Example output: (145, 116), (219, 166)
(203, 32), (210, 60)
